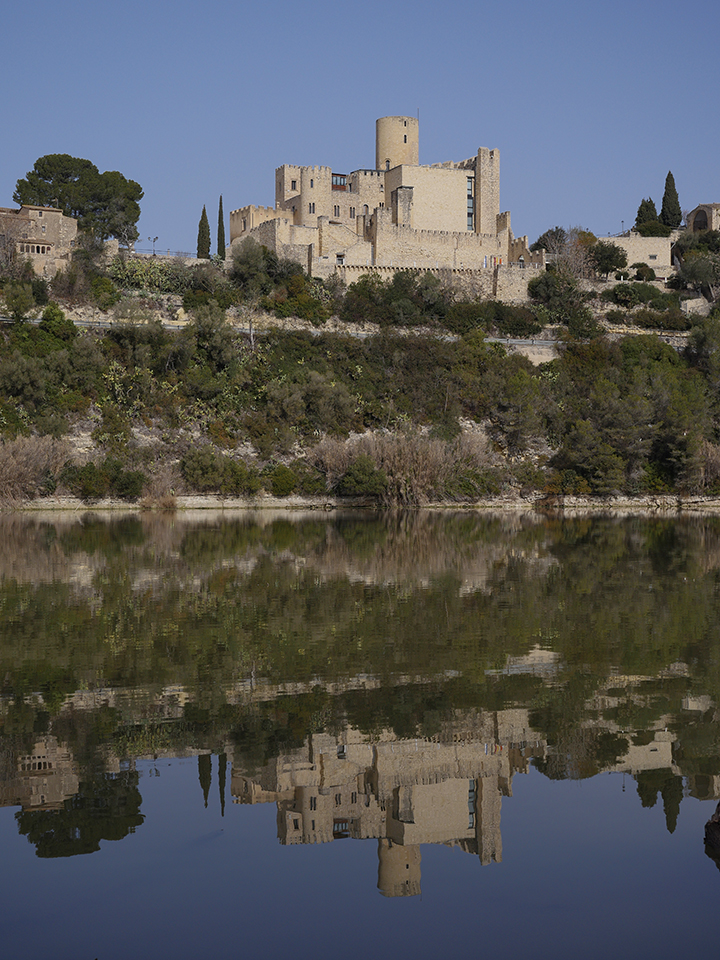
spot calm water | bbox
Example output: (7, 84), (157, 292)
(1, 510), (719, 959)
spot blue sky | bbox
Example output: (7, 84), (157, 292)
(3, 0), (717, 254)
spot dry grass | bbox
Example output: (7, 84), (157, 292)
(0, 436), (69, 505)
(310, 428), (497, 506)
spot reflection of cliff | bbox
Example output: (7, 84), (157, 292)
(231, 709), (544, 895)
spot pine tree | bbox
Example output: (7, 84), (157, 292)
(197, 205), (210, 259)
(217, 195), (226, 260)
(660, 171), (682, 229)
(635, 197), (657, 229)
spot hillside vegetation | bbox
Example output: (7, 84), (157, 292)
(1, 237), (720, 506)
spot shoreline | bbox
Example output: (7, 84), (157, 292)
(11, 492), (720, 517)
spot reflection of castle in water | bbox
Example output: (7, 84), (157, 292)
(0, 737), (78, 810)
(231, 709), (545, 897)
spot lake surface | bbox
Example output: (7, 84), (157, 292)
(1, 509), (719, 959)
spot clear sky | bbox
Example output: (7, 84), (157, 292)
(3, 0), (717, 254)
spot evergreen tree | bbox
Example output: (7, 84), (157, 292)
(198, 753), (212, 808)
(660, 171), (682, 229)
(635, 197), (657, 229)
(197, 205), (211, 259)
(217, 195), (226, 260)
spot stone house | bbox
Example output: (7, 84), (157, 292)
(0, 204), (78, 276)
(686, 204), (720, 234)
(229, 117), (543, 298)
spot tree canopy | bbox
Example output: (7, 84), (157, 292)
(588, 240), (628, 278)
(197, 206), (210, 259)
(13, 154), (143, 241)
(635, 198), (658, 229)
(660, 171), (682, 229)
(217, 196), (226, 260)
(531, 226), (567, 254)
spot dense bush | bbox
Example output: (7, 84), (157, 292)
(180, 447), (260, 496)
(335, 454), (387, 498)
(107, 256), (192, 294)
(61, 457), (148, 501)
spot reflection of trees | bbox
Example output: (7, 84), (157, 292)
(2, 513), (720, 836)
(15, 770), (143, 857)
(635, 770), (684, 833)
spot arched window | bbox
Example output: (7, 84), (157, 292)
(693, 209), (709, 232)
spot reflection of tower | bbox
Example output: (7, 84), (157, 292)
(377, 839), (421, 897)
(477, 776), (503, 865)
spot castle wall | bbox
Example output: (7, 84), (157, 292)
(371, 210), (504, 270)
(229, 204), (287, 242)
(599, 234), (673, 276)
(476, 148), (500, 236)
(386, 164), (469, 234)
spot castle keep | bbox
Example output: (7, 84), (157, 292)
(230, 117), (543, 295)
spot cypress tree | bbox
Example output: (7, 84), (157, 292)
(660, 171), (682, 229)
(197, 205), (211, 259)
(217, 195), (226, 260)
(635, 197), (657, 228)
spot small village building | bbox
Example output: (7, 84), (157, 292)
(0, 204), (78, 276)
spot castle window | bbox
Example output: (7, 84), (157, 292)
(310, 796), (317, 810)
(385, 160), (390, 170)
(310, 179), (313, 188)
(333, 205), (340, 218)
(350, 207), (355, 219)
(291, 180), (297, 191)
(242, 218), (247, 231)
(331, 174), (347, 190)
(363, 205), (368, 216)
(38, 211), (42, 217)
(404, 135), (407, 143)
(309, 203), (315, 214)
(293, 818), (299, 830)
(649, 254), (657, 260)
(42, 225), (46, 234)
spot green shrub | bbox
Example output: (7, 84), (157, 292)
(290, 459), (328, 495)
(631, 262), (656, 282)
(636, 221), (672, 237)
(31, 277), (49, 306)
(114, 469), (147, 500)
(39, 302), (77, 342)
(181, 447), (223, 492)
(631, 307), (691, 331)
(4, 281), (35, 321)
(219, 458), (261, 496)
(268, 464), (297, 497)
(335, 454), (387, 498)
(91, 276), (121, 311)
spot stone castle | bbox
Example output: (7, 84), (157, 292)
(229, 116), (544, 298)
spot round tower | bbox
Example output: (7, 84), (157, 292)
(375, 116), (419, 171)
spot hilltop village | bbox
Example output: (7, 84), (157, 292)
(0, 117), (719, 508)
